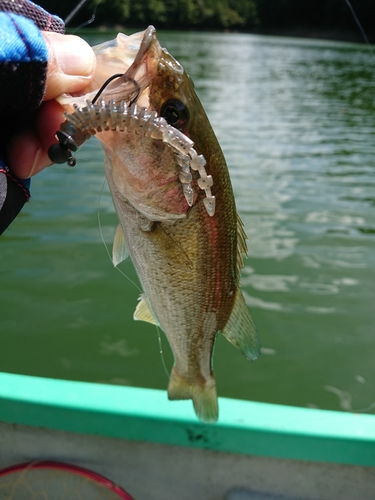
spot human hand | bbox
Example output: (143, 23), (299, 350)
(7, 32), (96, 179)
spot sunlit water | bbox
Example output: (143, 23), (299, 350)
(1, 32), (374, 414)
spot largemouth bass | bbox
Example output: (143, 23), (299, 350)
(49, 26), (260, 423)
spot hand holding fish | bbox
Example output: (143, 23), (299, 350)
(8, 33), (96, 179)
(0, 1), (97, 234)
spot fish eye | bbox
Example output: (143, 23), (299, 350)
(160, 99), (189, 129)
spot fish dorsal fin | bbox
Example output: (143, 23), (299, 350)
(222, 288), (260, 361)
(236, 214), (248, 277)
(134, 294), (159, 325)
(112, 223), (129, 267)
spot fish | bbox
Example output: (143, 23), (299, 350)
(51, 26), (260, 423)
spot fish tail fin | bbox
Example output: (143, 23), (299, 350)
(168, 367), (218, 423)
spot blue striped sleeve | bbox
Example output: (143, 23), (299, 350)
(0, 12), (48, 63)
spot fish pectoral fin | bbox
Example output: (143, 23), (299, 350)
(112, 223), (130, 267)
(133, 294), (159, 325)
(146, 223), (193, 270)
(222, 289), (260, 361)
(168, 367), (218, 424)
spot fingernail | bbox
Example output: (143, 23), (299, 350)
(49, 33), (95, 76)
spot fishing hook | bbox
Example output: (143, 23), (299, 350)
(92, 75), (141, 105)
(65, 0), (103, 33)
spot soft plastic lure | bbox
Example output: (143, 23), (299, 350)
(48, 99), (216, 216)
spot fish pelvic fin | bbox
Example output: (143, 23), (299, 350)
(134, 294), (159, 325)
(168, 367), (218, 424)
(222, 288), (260, 361)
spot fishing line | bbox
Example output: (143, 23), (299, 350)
(64, 0), (89, 25)
(62, 7), (172, 385)
(345, 0), (375, 59)
(98, 181), (170, 378)
(156, 325), (170, 379)
(98, 182), (169, 379)
(342, 0), (375, 417)
(65, 0), (103, 33)
(97, 178), (142, 293)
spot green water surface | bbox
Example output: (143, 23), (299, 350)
(1, 31), (374, 414)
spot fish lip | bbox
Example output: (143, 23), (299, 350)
(134, 25), (156, 72)
(101, 26), (158, 104)
(59, 26), (159, 108)
(109, 26), (156, 87)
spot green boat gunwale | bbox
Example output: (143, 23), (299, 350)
(0, 371), (374, 467)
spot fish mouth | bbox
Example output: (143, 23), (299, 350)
(60, 26), (159, 109)
(94, 25), (158, 108)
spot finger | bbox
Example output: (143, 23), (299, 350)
(7, 130), (51, 179)
(7, 100), (65, 178)
(42, 32), (96, 101)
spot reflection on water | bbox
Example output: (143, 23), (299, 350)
(0, 31), (374, 414)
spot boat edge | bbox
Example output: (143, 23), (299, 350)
(0, 371), (374, 467)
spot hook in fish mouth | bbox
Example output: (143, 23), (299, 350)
(90, 25), (158, 109)
(92, 76), (141, 106)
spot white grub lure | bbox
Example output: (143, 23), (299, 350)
(48, 98), (216, 216)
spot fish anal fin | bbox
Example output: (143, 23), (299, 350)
(168, 367), (218, 423)
(222, 288), (260, 361)
(112, 223), (129, 267)
(134, 294), (158, 325)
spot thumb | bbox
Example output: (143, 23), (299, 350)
(42, 32), (96, 101)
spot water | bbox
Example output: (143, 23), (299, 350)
(1, 31), (374, 414)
